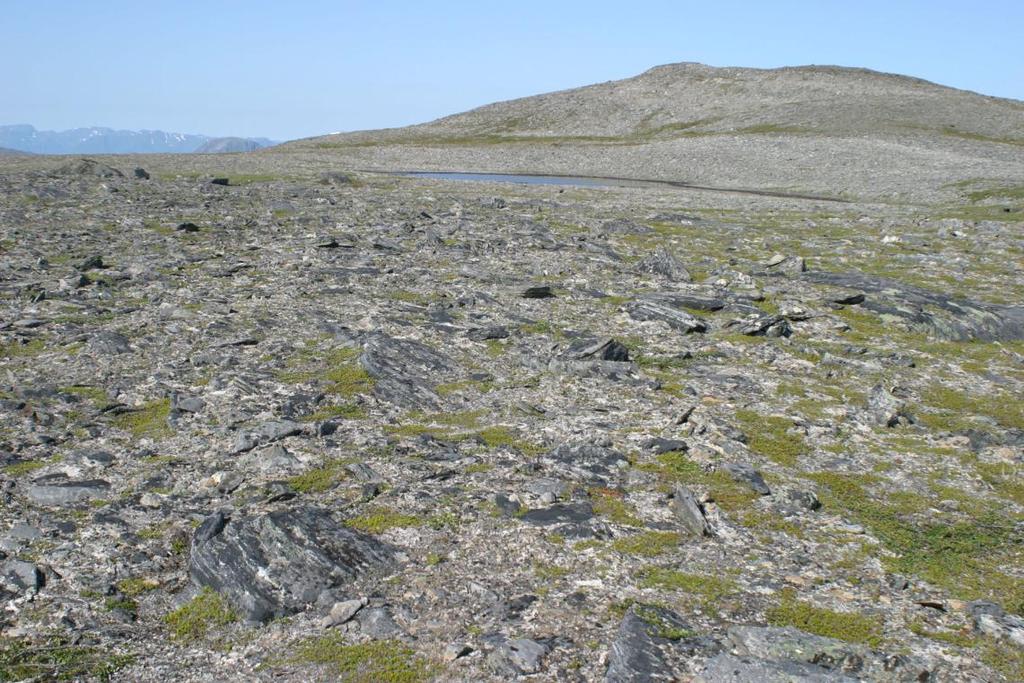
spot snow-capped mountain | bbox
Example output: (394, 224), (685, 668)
(0, 124), (275, 154)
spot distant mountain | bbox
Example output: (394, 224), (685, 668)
(0, 124), (276, 154)
(194, 137), (266, 154)
(0, 146), (32, 156)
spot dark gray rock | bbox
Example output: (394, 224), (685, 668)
(88, 331), (131, 355)
(726, 314), (792, 337)
(188, 507), (395, 623)
(606, 604), (697, 682)
(542, 440), (629, 485)
(565, 337), (631, 362)
(359, 333), (461, 411)
(627, 299), (708, 334)
(968, 601), (1024, 647)
(783, 489), (821, 512)
(642, 437), (688, 454)
(671, 485), (712, 537)
(722, 462), (771, 495)
(56, 158), (124, 178)
(358, 606), (403, 638)
(520, 502), (593, 526)
(467, 325), (510, 341)
(763, 254), (807, 276)
(636, 247), (692, 281)
(133, 167), (150, 180)
(77, 254), (104, 271)
(522, 285), (556, 299)
(25, 476), (111, 506)
(255, 420), (302, 442)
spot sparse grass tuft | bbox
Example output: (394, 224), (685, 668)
(0, 635), (134, 682)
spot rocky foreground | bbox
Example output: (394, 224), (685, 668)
(1, 157), (1023, 681)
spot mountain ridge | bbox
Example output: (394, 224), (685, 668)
(0, 124), (276, 155)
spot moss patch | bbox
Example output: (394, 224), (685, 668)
(288, 458), (352, 494)
(112, 399), (172, 439)
(611, 531), (680, 557)
(767, 589), (883, 647)
(809, 472), (1024, 612)
(285, 633), (435, 682)
(346, 507), (423, 534)
(735, 409), (804, 467)
(163, 588), (237, 641)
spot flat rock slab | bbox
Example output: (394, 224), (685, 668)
(727, 626), (931, 682)
(542, 441), (630, 485)
(802, 270), (1024, 341)
(25, 477), (111, 506)
(189, 506), (396, 623)
(697, 653), (858, 682)
(627, 299), (708, 334)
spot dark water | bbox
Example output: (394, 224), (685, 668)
(397, 171), (850, 203)
(398, 171), (654, 188)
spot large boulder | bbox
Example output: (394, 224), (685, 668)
(188, 507), (396, 623)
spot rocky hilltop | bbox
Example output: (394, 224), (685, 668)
(290, 62), (1024, 203)
(0, 65), (1023, 682)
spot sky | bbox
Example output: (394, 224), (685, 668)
(3, 1), (1022, 141)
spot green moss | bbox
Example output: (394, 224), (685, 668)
(279, 345), (375, 398)
(346, 508), (423, 534)
(288, 458), (351, 494)
(589, 487), (643, 526)
(116, 577), (159, 596)
(389, 290), (429, 305)
(104, 597), (138, 614)
(112, 399), (172, 439)
(0, 338), (45, 358)
(162, 588), (237, 641)
(919, 384), (1024, 432)
(286, 633), (435, 682)
(475, 425), (545, 456)
(640, 567), (735, 601)
(767, 589), (883, 647)
(611, 531), (680, 557)
(735, 409), (804, 467)
(809, 472), (1024, 612)
(3, 460), (46, 477)
(909, 620), (1024, 680)
(60, 384), (112, 407)
(0, 635), (134, 682)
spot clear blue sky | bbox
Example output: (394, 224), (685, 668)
(3, 1), (1021, 141)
